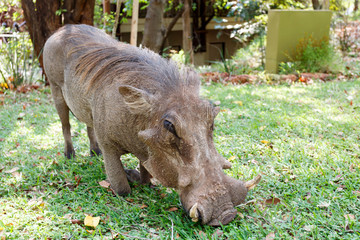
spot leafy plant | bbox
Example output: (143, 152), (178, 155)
(0, 31), (42, 90)
(280, 35), (344, 74)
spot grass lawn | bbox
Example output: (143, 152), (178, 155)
(0, 79), (359, 239)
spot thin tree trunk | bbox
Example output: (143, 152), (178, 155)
(112, 0), (122, 38)
(103, 0), (111, 29)
(142, 0), (165, 52)
(159, 7), (184, 55)
(312, 0), (322, 9)
(130, 0), (139, 46)
(182, 0), (193, 63)
(355, 0), (359, 11)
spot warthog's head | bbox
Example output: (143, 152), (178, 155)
(118, 68), (260, 226)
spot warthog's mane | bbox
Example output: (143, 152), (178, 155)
(63, 27), (200, 95)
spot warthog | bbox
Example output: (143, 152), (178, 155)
(43, 24), (260, 226)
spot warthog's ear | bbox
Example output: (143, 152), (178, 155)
(119, 85), (153, 114)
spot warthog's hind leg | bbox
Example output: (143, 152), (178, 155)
(87, 126), (101, 156)
(50, 85), (75, 159)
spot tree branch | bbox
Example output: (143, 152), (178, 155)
(159, 7), (184, 55)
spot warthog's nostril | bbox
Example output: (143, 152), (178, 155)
(208, 209), (237, 226)
(220, 211), (237, 225)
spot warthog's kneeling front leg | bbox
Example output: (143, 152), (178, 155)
(102, 146), (131, 195)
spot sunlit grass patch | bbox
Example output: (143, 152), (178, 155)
(0, 79), (360, 239)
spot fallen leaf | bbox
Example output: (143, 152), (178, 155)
(344, 214), (355, 221)
(212, 229), (223, 238)
(261, 140), (270, 144)
(264, 197), (281, 205)
(233, 100), (243, 106)
(237, 212), (244, 218)
(140, 204), (148, 209)
(11, 172), (21, 178)
(304, 225), (314, 231)
(167, 207), (178, 212)
(99, 180), (110, 188)
(0, 138), (5, 142)
(17, 112), (25, 120)
(63, 214), (73, 220)
(84, 215), (100, 228)
(198, 231), (207, 238)
(71, 219), (82, 225)
(317, 201), (330, 208)
(228, 156), (236, 162)
(36, 216), (44, 220)
(4, 167), (19, 173)
(353, 190), (360, 196)
(265, 232), (275, 240)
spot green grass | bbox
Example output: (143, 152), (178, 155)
(0, 79), (360, 239)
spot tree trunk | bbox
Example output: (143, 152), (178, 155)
(103, 0), (111, 29)
(21, 0), (95, 84)
(21, 0), (62, 72)
(63, 0), (95, 25)
(159, 7), (184, 55)
(141, 0), (165, 52)
(355, 0), (359, 11)
(130, 0), (139, 46)
(312, 0), (322, 9)
(182, 0), (193, 63)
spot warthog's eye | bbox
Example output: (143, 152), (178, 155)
(164, 120), (179, 138)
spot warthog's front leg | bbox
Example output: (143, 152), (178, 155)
(102, 145), (131, 195)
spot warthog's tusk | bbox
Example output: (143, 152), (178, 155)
(244, 175), (261, 190)
(189, 203), (199, 222)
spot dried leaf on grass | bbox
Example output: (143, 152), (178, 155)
(304, 225), (315, 232)
(84, 215), (100, 228)
(99, 180), (111, 188)
(317, 201), (330, 208)
(264, 197), (281, 205)
(4, 167), (19, 173)
(167, 207), (178, 212)
(344, 214), (355, 221)
(265, 232), (275, 240)
(140, 204), (148, 209)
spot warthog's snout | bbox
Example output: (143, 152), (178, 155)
(184, 175), (261, 226)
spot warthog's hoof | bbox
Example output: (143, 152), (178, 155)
(90, 147), (102, 157)
(125, 169), (141, 183)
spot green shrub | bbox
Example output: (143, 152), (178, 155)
(279, 35), (344, 74)
(0, 31), (42, 90)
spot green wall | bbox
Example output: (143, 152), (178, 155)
(265, 10), (332, 73)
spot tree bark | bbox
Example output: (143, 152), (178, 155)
(130, 0), (139, 46)
(159, 7), (184, 55)
(182, 0), (193, 63)
(21, 0), (95, 84)
(312, 0), (322, 9)
(63, 0), (95, 25)
(141, 0), (165, 52)
(21, 0), (61, 72)
(355, 0), (359, 11)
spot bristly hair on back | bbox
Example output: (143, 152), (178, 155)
(63, 27), (200, 95)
